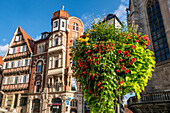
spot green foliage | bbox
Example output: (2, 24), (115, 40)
(70, 20), (155, 113)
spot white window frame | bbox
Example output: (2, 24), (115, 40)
(71, 78), (77, 92)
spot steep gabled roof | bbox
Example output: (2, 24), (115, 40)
(3, 26), (34, 60)
(18, 26), (34, 53)
(0, 56), (3, 66)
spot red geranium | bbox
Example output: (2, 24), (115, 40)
(121, 67), (125, 71)
(132, 58), (136, 62)
(116, 70), (120, 73)
(125, 69), (129, 73)
(118, 50), (122, 54)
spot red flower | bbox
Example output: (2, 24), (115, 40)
(101, 44), (104, 47)
(119, 59), (123, 62)
(132, 58), (136, 62)
(89, 90), (92, 93)
(123, 52), (125, 55)
(90, 73), (92, 76)
(93, 73), (95, 77)
(135, 40), (139, 42)
(125, 69), (129, 73)
(118, 64), (121, 67)
(107, 49), (109, 52)
(116, 61), (119, 63)
(120, 80), (123, 85)
(112, 43), (115, 46)
(77, 74), (79, 77)
(100, 86), (103, 89)
(125, 50), (129, 54)
(98, 56), (101, 58)
(108, 45), (110, 48)
(126, 54), (130, 57)
(116, 70), (120, 73)
(95, 49), (98, 51)
(112, 47), (114, 49)
(138, 37), (141, 39)
(85, 86), (88, 89)
(122, 63), (125, 66)
(70, 39), (73, 42)
(134, 46), (136, 49)
(105, 65), (107, 67)
(121, 66), (125, 71)
(94, 45), (97, 48)
(118, 50), (122, 54)
(94, 94), (97, 97)
(129, 37), (132, 39)
(131, 45), (133, 47)
(82, 71), (85, 74)
(104, 47), (106, 50)
(129, 61), (133, 65)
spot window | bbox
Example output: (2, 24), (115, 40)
(55, 57), (58, 68)
(11, 62), (14, 68)
(147, 0), (170, 62)
(3, 62), (6, 69)
(23, 76), (26, 83)
(50, 57), (53, 69)
(15, 35), (21, 41)
(25, 59), (28, 66)
(35, 81), (40, 93)
(17, 76), (22, 83)
(10, 76), (15, 84)
(60, 37), (62, 45)
(20, 97), (27, 106)
(6, 95), (13, 107)
(38, 46), (41, 54)
(6, 63), (8, 69)
(42, 45), (45, 52)
(54, 21), (58, 28)
(71, 78), (77, 91)
(55, 79), (59, 91)
(15, 76), (18, 84)
(13, 48), (16, 54)
(37, 62), (42, 73)
(9, 48), (13, 54)
(62, 22), (64, 27)
(70, 100), (78, 107)
(73, 23), (78, 31)
(18, 61), (20, 67)
(55, 37), (58, 46)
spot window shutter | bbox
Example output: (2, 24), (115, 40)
(27, 59), (30, 65)
(14, 61), (18, 67)
(3, 77), (7, 84)
(24, 45), (27, 51)
(17, 76), (22, 83)
(3, 63), (6, 69)
(15, 36), (19, 41)
(9, 48), (13, 54)
(8, 62), (11, 68)
(26, 75), (29, 83)
(19, 46), (23, 52)
(23, 59), (25, 66)
(19, 60), (23, 66)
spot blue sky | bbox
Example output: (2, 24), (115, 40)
(0, 0), (129, 56)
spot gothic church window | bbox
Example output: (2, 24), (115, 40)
(147, 0), (170, 62)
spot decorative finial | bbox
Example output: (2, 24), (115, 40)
(62, 6), (64, 10)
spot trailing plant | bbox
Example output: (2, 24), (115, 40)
(70, 20), (155, 113)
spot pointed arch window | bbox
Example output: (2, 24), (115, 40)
(147, 0), (170, 62)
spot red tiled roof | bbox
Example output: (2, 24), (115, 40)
(0, 56), (3, 66)
(18, 26), (33, 53)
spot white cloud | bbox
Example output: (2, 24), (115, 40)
(0, 44), (9, 57)
(114, 4), (127, 22)
(34, 35), (41, 41)
(121, 0), (129, 5)
(2, 38), (6, 41)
